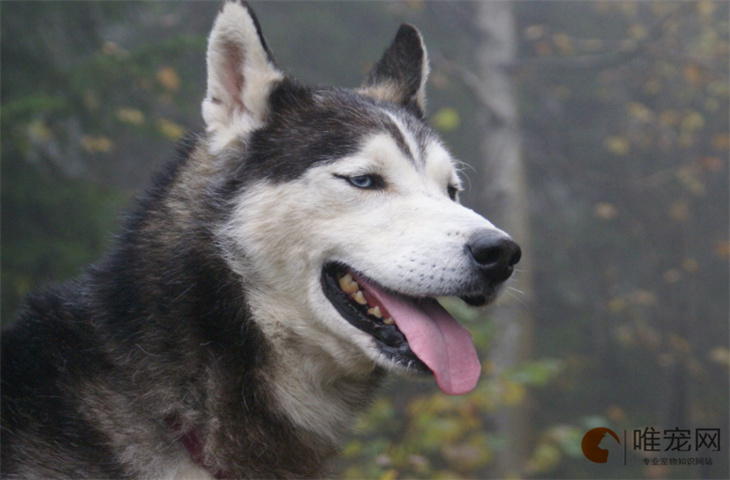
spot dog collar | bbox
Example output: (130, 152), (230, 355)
(167, 417), (227, 479)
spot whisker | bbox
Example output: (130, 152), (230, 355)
(506, 285), (525, 295)
(502, 288), (529, 308)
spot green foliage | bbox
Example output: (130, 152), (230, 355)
(342, 355), (563, 479)
(1, 1), (207, 324)
(0, 154), (124, 325)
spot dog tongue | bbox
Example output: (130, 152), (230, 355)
(362, 280), (481, 395)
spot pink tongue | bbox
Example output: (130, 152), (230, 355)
(361, 280), (481, 395)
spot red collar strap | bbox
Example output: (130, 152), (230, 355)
(166, 417), (227, 479)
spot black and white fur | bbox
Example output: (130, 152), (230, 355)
(1, 2), (520, 479)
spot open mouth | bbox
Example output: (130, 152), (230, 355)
(321, 263), (427, 372)
(321, 263), (482, 395)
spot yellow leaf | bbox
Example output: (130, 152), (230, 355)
(524, 25), (547, 41)
(681, 112), (705, 133)
(626, 101), (653, 123)
(157, 119), (185, 140)
(631, 289), (656, 306)
(668, 199), (691, 222)
(156, 66), (181, 92)
(404, 0), (425, 12)
(552, 32), (574, 55)
(341, 440), (363, 458)
(102, 41), (120, 56)
(676, 167), (706, 196)
(432, 107), (460, 132)
(27, 119), (54, 142)
(80, 135), (113, 153)
(715, 241), (730, 260)
(606, 404), (626, 423)
(528, 442), (562, 474)
(604, 136), (631, 156)
(116, 108), (145, 126)
(628, 23), (647, 41)
(709, 347), (730, 367)
(379, 469), (398, 480)
(502, 379), (526, 406)
(697, 1), (718, 18)
(594, 202), (618, 220)
(683, 64), (704, 87)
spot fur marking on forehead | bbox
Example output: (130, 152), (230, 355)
(229, 85), (436, 187)
(380, 110), (430, 170)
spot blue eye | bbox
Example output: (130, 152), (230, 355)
(349, 175), (374, 189)
(335, 174), (385, 190)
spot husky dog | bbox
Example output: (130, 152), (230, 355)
(1, 2), (521, 479)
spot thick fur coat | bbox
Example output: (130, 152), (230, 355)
(1, 2), (520, 479)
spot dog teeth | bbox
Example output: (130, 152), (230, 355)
(337, 272), (393, 324)
(353, 291), (367, 305)
(339, 273), (359, 294)
(367, 306), (382, 318)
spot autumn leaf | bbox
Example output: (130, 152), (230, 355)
(604, 136), (631, 156)
(116, 108), (145, 126)
(156, 66), (181, 92)
(157, 119), (185, 140)
(80, 135), (113, 153)
(432, 107), (461, 132)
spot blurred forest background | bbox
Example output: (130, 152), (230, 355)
(1, 1), (728, 479)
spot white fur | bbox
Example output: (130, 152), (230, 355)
(218, 129), (505, 438)
(412, 27), (430, 112)
(202, 1), (284, 154)
(163, 462), (215, 480)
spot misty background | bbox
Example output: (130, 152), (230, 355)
(1, 1), (728, 478)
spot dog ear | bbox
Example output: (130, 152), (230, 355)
(202, 1), (284, 152)
(360, 24), (430, 118)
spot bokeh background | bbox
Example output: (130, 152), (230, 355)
(2, 1), (728, 478)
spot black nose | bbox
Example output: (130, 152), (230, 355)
(467, 231), (521, 282)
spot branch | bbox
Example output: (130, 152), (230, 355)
(514, 3), (694, 73)
(432, 3), (693, 119)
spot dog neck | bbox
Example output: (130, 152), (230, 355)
(237, 283), (386, 444)
(265, 329), (386, 444)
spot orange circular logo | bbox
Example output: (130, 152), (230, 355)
(582, 427), (620, 463)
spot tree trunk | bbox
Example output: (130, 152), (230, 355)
(473, 1), (534, 477)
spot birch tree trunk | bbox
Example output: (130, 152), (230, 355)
(473, 2), (534, 476)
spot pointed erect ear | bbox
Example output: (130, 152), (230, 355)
(360, 24), (430, 118)
(202, 1), (284, 152)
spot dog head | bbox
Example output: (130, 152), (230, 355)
(207, 1), (521, 395)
